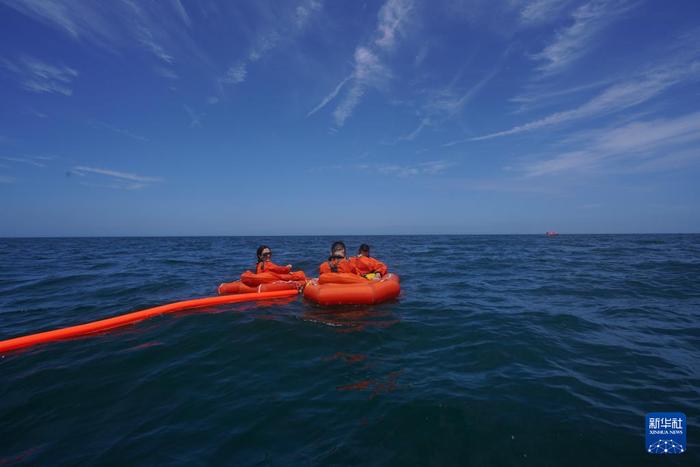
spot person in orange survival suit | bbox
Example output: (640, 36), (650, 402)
(256, 245), (294, 274)
(351, 243), (388, 278)
(319, 241), (359, 275)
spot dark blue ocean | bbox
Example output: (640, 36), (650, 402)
(1, 235), (698, 466)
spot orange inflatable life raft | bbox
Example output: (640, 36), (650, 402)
(218, 270), (306, 295)
(304, 273), (400, 306)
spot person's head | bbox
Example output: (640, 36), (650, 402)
(256, 245), (272, 262)
(330, 241), (346, 259)
(358, 244), (370, 257)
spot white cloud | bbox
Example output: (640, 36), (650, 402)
(248, 33), (280, 63)
(221, 0), (323, 87)
(509, 78), (612, 113)
(26, 108), (49, 118)
(295, 0), (321, 29)
(307, 74), (352, 117)
(353, 47), (388, 83)
(222, 62), (247, 84)
(428, 64), (502, 118)
(92, 121), (149, 142)
(153, 66), (178, 80)
(401, 52), (507, 145)
(314, 159), (450, 178)
(333, 47), (390, 127)
(137, 26), (174, 63)
(2, 0), (82, 38)
(633, 148), (700, 173)
(398, 118), (431, 142)
(333, 83), (367, 127)
(0, 155), (51, 168)
(534, 0), (633, 75)
(331, 0), (413, 127)
(1, 0), (195, 65)
(183, 105), (204, 127)
(0, 175), (14, 184)
(469, 56), (700, 141)
(363, 160), (450, 177)
(1, 56), (78, 95)
(520, 0), (572, 24)
(170, 0), (191, 28)
(375, 0), (413, 49)
(72, 165), (162, 189)
(521, 111), (700, 176)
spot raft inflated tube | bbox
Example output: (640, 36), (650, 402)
(304, 273), (400, 306)
(218, 279), (306, 295)
(240, 270), (306, 287)
(0, 289), (298, 354)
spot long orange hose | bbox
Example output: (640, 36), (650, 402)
(0, 289), (299, 354)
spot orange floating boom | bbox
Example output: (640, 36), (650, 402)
(0, 289), (299, 354)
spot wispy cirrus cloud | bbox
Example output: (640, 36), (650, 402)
(509, 78), (613, 113)
(0, 154), (52, 185)
(375, 0), (413, 49)
(520, 0), (572, 25)
(521, 111), (700, 176)
(397, 117), (431, 142)
(1, 0), (196, 76)
(308, 0), (413, 127)
(307, 74), (352, 117)
(170, 0), (191, 28)
(360, 159), (450, 177)
(333, 46), (391, 126)
(534, 0), (635, 75)
(71, 165), (162, 190)
(311, 159), (450, 178)
(1, 56), (78, 95)
(221, 62), (247, 85)
(183, 105), (204, 128)
(425, 61), (503, 117)
(394, 49), (508, 144)
(0, 155), (54, 168)
(26, 108), (49, 118)
(463, 47), (700, 142)
(153, 65), (179, 80)
(220, 0), (322, 88)
(91, 121), (149, 142)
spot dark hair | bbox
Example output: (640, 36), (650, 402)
(329, 241), (346, 260)
(256, 245), (271, 263)
(358, 244), (370, 255)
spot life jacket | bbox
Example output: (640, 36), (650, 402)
(319, 256), (358, 275)
(256, 260), (292, 275)
(350, 255), (388, 276)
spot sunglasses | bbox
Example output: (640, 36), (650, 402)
(262, 251), (272, 257)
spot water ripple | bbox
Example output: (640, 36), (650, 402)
(0, 235), (699, 465)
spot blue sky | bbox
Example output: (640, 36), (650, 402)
(1, 0), (699, 236)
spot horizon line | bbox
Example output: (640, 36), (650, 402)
(1, 232), (699, 239)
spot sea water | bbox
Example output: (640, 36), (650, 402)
(1, 235), (698, 465)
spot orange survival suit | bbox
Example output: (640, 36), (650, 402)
(256, 260), (292, 275)
(319, 257), (359, 275)
(350, 255), (388, 276)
